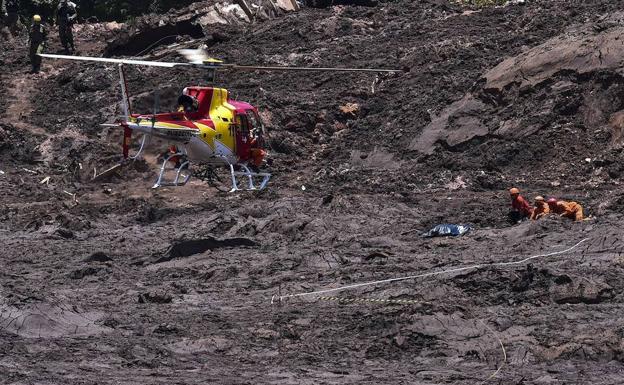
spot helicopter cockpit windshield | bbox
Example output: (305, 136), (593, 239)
(245, 110), (264, 143)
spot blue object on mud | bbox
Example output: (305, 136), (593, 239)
(422, 224), (471, 238)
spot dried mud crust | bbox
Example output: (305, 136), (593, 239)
(2, 1), (624, 384)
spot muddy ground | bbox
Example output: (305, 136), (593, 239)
(1, 1), (624, 384)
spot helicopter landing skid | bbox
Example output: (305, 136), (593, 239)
(228, 164), (271, 192)
(152, 152), (191, 189)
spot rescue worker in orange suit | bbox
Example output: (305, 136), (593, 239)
(547, 198), (584, 221)
(248, 134), (266, 170)
(250, 148), (266, 168)
(530, 196), (550, 220)
(509, 187), (533, 223)
(158, 145), (187, 169)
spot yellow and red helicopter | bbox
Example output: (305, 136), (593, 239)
(40, 50), (401, 191)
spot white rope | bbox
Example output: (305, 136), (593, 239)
(273, 238), (590, 303)
(474, 315), (507, 384)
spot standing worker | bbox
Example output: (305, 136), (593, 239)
(28, 15), (47, 74)
(547, 198), (585, 221)
(56, 0), (77, 54)
(508, 187), (533, 224)
(0, 0), (5, 38)
(2, 0), (20, 36)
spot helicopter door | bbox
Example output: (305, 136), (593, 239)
(246, 110), (264, 148)
(235, 113), (252, 160)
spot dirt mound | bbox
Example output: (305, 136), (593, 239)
(484, 14), (624, 90)
(0, 300), (108, 338)
(413, 12), (624, 154)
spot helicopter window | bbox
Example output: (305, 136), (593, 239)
(237, 114), (250, 136)
(246, 110), (264, 143)
(246, 110), (261, 130)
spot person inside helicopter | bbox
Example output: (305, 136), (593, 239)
(177, 94), (199, 114)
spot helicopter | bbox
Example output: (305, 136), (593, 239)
(39, 49), (402, 191)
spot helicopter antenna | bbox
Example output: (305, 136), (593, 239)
(205, 68), (217, 84)
(151, 88), (160, 129)
(153, 89), (160, 115)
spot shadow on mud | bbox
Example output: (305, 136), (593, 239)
(154, 236), (258, 263)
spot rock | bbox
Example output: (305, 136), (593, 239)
(252, 328), (279, 339)
(138, 291), (173, 304)
(152, 323), (179, 334)
(84, 252), (112, 263)
(55, 228), (74, 239)
(550, 277), (612, 304)
(69, 266), (100, 279)
(410, 96), (488, 155)
(72, 70), (112, 93)
(339, 103), (360, 119)
(321, 194), (334, 205)
(394, 333), (406, 347)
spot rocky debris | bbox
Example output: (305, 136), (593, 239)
(305, 0), (379, 7)
(104, 19), (204, 57)
(104, 0), (303, 56)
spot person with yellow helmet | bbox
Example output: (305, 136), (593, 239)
(28, 14), (47, 73)
(508, 187), (533, 224)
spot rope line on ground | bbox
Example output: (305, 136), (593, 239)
(318, 296), (426, 305)
(469, 311), (507, 384)
(272, 238), (590, 303)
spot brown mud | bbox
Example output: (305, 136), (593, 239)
(1, 1), (624, 384)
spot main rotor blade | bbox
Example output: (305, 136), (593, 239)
(179, 48), (402, 73)
(40, 53), (403, 73)
(38, 53), (191, 68)
(222, 64), (403, 73)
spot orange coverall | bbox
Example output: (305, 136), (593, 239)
(553, 201), (584, 221)
(250, 148), (266, 167)
(530, 202), (550, 220)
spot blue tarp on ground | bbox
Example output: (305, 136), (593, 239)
(422, 224), (472, 238)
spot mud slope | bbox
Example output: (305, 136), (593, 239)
(1, 1), (624, 384)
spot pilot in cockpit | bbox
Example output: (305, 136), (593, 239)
(177, 94), (199, 114)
